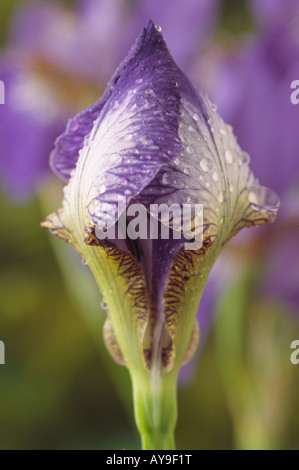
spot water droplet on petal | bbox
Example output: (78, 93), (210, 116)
(186, 146), (192, 154)
(183, 168), (189, 175)
(101, 301), (108, 310)
(239, 152), (250, 165)
(125, 133), (133, 142)
(154, 24), (162, 32)
(212, 171), (219, 182)
(110, 154), (122, 164)
(162, 173), (171, 185)
(136, 78), (143, 84)
(225, 150), (234, 164)
(139, 135), (153, 145)
(248, 185), (280, 212)
(220, 128), (226, 136)
(89, 140), (98, 149)
(99, 184), (106, 194)
(115, 177), (125, 186)
(200, 158), (213, 172)
(69, 121), (79, 132)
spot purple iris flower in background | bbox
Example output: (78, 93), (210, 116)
(0, 0), (220, 198)
(213, 0), (299, 196)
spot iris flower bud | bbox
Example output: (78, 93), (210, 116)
(42, 22), (279, 449)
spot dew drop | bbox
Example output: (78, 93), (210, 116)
(162, 173), (171, 184)
(155, 24), (162, 32)
(69, 121), (79, 132)
(186, 146), (192, 154)
(239, 151), (250, 165)
(229, 184), (234, 193)
(220, 128), (227, 136)
(136, 78), (143, 84)
(101, 301), (108, 310)
(145, 88), (154, 97)
(248, 185), (280, 212)
(89, 140), (98, 149)
(225, 149), (234, 164)
(99, 184), (106, 194)
(125, 133), (133, 142)
(110, 154), (122, 164)
(117, 177), (127, 185)
(139, 135), (153, 145)
(183, 168), (189, 175)
(212, 171), (219, 182)
(218, 191), (224, 203)
(81, 258), (88, 266)
(200, 158), (212, 172)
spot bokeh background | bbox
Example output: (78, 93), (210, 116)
(0, 0), (299, 450)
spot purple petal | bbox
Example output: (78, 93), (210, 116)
(56, 22), (182, 228)
(50, 100), (106, 182)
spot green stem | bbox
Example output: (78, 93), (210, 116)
(131, 369), (178, 450)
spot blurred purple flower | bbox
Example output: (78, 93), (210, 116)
(0, 0), (220, 198)
(249, 0), (299, 27)
(213, 1), (299, 195)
